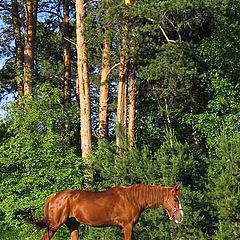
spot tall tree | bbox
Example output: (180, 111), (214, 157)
(128, 56), (136, 148)
(116, 2), (128, 148)
(11, 0), (24, 103)
(62, 0), (72, 131)
(63, 0), (71, 107)
(116, 0), (136, 148)
(23, 0), (38, 97)
(75, 0), (92, 158)
(99, 5), (111, 140)
(127, 0), (137, 147)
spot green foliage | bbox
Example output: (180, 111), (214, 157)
(206, 131), (240, 239)
(89, 128), (239, 240)
(0, 92), (239, 239)
(185, 2), (240, 149)
(0, 84), (84, 238)
(137, 42), (203, 147)
(0, 0), (240, 239)
(90, 129), (209, 239)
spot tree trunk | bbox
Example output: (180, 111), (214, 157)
(127, 26), (137, 148)
(23, 0), (38, 97)
(11, 0), (24, 103)
(75, 0), (92, 158)
(116, 0), (136, 149)
(99, 10), (111, 140)
(116, 24), (128, 148)
(116, 0), (131, 148)
(63, 0), (71, 131)
(63, 0), (71, 107)
(128, 64), (136, 148)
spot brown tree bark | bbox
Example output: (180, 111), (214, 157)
(75, 0), (92, 158)
(99, 11), (111, 140)
(63, 0), (71, 107)
(63, 0), (72, 132)
(116, 24), (128, 148)
(116, 0), (137, 149)
(11, 0), (24, 102)
(23, 0), (38, 97)
(128, 63), (136, 148)
(127, 25), (137, 148)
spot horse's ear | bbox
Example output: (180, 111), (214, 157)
(173, 183), (182, 196)
(174, 184), (180, 191)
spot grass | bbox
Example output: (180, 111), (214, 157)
(0, 225), (71, 240)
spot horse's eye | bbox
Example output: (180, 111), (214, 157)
(174, 208), (177, 212)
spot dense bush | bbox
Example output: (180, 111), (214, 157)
(0, 84), (85, 239)
(0, 85), (239, 239)
(206, 131), (240, 239)
(90, 130), (209, 240)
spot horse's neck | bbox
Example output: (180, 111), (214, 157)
(131, 185), (168, 209)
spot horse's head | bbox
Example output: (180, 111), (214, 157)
(164, 184), (184, 224)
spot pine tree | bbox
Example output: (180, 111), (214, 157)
(11, 0), (24, 103)
(23, 0), (38, 97)
(75, 0), (92, 158)
(99, 3), (111, 140)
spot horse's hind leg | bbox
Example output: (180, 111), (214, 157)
(66, 218), (80, 240)
(42, 228), (56, 240)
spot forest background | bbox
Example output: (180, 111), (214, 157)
(0, 0), (239, 239)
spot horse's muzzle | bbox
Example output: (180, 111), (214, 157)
(174, 217), (184, 224)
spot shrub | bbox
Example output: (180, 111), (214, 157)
(0, 84), (84, 239)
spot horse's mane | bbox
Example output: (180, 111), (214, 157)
(124, 184), (169, 208)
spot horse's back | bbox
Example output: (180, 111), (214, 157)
(44, 188), (120, 218)
(45, 186), (141, 210)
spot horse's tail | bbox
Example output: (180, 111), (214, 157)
(32, 199), (50, 230)
(32, 218), (48, 229)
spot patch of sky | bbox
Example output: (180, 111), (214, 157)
(0, 57), (15, 118)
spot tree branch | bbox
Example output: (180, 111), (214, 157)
(165, 16), (182, 42)
(159, 25), (176, 44)
(38, 10), (63, 20)
(146, 16), (178, 43)
(63, 37), (76, 46)
(0, 2), (25, 27)
(84, 0), (100, 7)
(106, 62), (120, 78)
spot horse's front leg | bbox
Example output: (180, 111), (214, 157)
(66, 218), (80, 240)
(123, 224), (133, 240)
(70, 229), (79, 240)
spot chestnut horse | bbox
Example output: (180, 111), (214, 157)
(36, 184), (183, 240)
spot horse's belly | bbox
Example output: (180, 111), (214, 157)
(71, 201), (115, 226)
